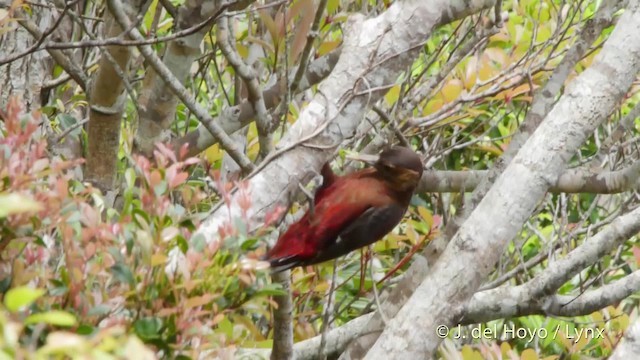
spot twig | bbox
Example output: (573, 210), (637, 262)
(298, 182), (316, 216)
(158, 0), (178, 19)
(289, 0), (329, 93)
(372, 105), (410, 147)
(54, 118), (89, 144)
(217, 15), (273, 160)
(369, 246), (388, 325)
(494, 0), (504, 27)
(1, 0), (242, 59)
(318, 259), (338, 360)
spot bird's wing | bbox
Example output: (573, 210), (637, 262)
(306, 203), (406, 265)
(265, 198), (375, 271)
(313, 162), (337, 204)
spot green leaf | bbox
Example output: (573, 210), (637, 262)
(110, 263), (135, 286)
(87, 304), (111, 317)
(154, 180), (168, 196)
(0, 277), (11, 294)
(25, 310), (77, 326)
(192, 234), (206, 252)
(134, 317), (163, 340)
(255, 283), (286, 297)
(241, 238), (259, 251)
(0, 193), (43, 218)
(76, 324), (96, 335)
(0, 350), (13, 360)
(4, 287), (45, 312)
(57, 114), (81, 136)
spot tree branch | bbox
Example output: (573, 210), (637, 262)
(417, 161), (640, 194)
(217, 14), (273, 160)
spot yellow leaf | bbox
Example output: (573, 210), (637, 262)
(571, 328), (589, 352)
(521, 348), (539, 360)
(441, 79), (463, 103)
(384, 85), (401, 106)
(460, 345), (483, 360)
(204, 144), (223, 164)
(314, 281), (329, 293)
(422, 98), (444, 116)
(467, 108), (491, 117)
(591, 311), (604, 323)
(405, 227), (418, 245)
(489, 31), (510, 44)
(417, 206), (433, 229)
(477, 56), (494, 82)
(151, 254), (167, 267)
(317, 41), (340, 56)
(500, 341), (511, 356)
(555, 326), (572, 350)
(471, 143), (503, 156)
(611, 313), (630, 332)
(0, 193), (43, 218)
(236, 44), (249, 59)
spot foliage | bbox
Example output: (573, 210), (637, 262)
(0, 98), (282, 357)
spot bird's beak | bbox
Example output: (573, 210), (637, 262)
(346, 153), (380, 166)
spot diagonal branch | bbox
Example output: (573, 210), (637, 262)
(217, 14), (273, 160)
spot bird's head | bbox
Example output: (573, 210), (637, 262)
(350, 146), (424, 192)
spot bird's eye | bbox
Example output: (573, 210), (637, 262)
(381, 162), (396, 171)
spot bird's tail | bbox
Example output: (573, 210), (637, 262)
(262, 254), (301, 273)
(263, 230), (308, 272)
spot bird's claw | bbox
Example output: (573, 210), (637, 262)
(298, 182), (317, 216)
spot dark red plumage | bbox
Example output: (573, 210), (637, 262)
(264, 146), (424, 271)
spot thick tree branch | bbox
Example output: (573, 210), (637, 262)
(465, 270), (640, 323)
(270, 270), (294, 360)
(242, 267), (640, 360)
(417, 161), (640, 194)
(85, 0), (149, 191)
